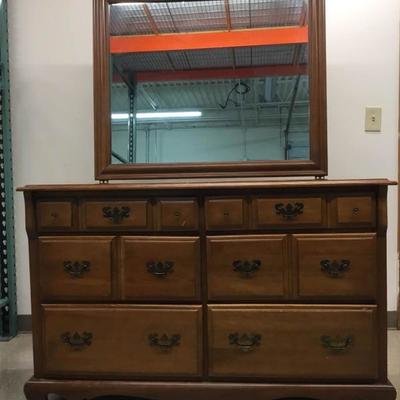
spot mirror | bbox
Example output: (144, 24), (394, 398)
(94, 0), (326, 179)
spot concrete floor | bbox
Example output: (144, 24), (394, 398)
(0, 331), (399, 400)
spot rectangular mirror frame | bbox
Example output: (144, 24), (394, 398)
(94, 0), (327, 180)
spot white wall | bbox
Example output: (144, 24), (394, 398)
(326, 0), (400, 310)
(8, 0), (400, 315)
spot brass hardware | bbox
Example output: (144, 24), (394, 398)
(102, 206), (130, 224)
(148, 333), (181, 350)
(352, 207), (360, 214)
(232, 260), (261, 278)
(63, 261), (91, 278)
(321, 335), (353, 352)
(275, 202), (304, 220)
(147, 261), (174, 278)
(229, 333), (261, 352)
(320, 259), (351, 278)
(61, 331), (93, 350)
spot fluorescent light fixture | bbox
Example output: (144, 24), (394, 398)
(112, 2), (143, 6)
(111, 111), (202, 120)
(137, 111), (202, 119)
(112, 113), (131, 120)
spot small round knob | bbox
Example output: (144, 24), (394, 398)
(174, 211), (181, 218)
(223, 211), (230, 217)
(352, 207), (360, 214)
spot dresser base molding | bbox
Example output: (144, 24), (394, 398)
(24, 378), (397, 400)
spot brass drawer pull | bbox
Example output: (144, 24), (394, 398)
(275, 202), (304, 220)
(232, 260), (261, 278)
(61, 331), (93, 350)
(147, 261), (174, 277)
(320, 259), (351, 278)
(102, 206), (130, 224)
(321, 335), (353, 352)
(148, 333), (181, 349)
(63, 261), (91, 278)
(229, 333), (261, 352)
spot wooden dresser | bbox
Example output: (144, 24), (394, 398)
(20, 179), (397, 400)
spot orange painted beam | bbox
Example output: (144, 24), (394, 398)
(130, 64), (307, 82)
(110, 26), (308, 54)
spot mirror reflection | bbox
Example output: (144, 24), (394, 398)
(110, 0), (309, 164)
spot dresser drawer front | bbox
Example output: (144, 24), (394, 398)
(158, 200), (199, 230)
(331, 196), (376, 227)
(121, 237), (201, 300)
(42, 305), (202, 378)
(293, 234), (377, 299)
(81, 200), (150, 230)
(254, 197), (324, 227)
(37, 201), (73, 231)
(206, 198), (247, 230)
(207, 235), (288, 300)
(208, 305), (378, 380)
(38, 237), (113, 300)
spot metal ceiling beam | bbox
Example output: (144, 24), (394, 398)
(110, 26), (308, 54)
(120, 65), (307, 83)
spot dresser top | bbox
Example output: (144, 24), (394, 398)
(18, 178), (396, 192)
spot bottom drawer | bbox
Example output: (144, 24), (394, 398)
(208, 305), (378, 381)
(42, 305), (202, 378)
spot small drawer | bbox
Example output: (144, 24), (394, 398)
(331, 195), (376, 227)
(81, 200), (150, 230)
(121, 236), (200, 300)
(208, 305), (378, 380)
(157, 199), (199, 230)
(42, 305), (202, 378)
(293, 233), (377, 300)
(37, 201), (73, 231)
(38, 236), (113, 301)
(206, 198), (247, 230)
(253, 197), (324, 227)
(207, 235), (288, 300)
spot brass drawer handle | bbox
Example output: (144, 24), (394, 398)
(61, 331), (93, 350)
(275, 202), (304, 220)
(320, 259), (351, 278)
(321, 335), (353, 352)
(148, 333), (181, 350)
(232, 260), (261, 278)
(147, 261), (174, 277)
(63, 261), (91, 278)
(102, 206), (130, 224)
(229, 333), (261, 352)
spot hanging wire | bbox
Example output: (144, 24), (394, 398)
(219, 81), (251, 109)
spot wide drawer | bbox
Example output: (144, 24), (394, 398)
(253, 197), (324, 227)
(38, 237), (113, 301)
(120, 236), (201, 300)
(81, 200), (150, 230)
(42, 305), (202, 378)
(293, 233), (377, 300)
(207, 235), (288, 300)
(208, 305), (378, 381)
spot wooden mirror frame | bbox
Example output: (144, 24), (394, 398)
(93, 0), (327, 180)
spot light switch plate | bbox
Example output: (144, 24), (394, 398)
(365, 107), (382, 132)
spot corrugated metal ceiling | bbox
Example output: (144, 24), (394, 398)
(110, 0), (307, 36)
(113, 43), (307, 72)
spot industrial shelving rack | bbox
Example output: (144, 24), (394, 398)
(0, 0), (17, 340)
